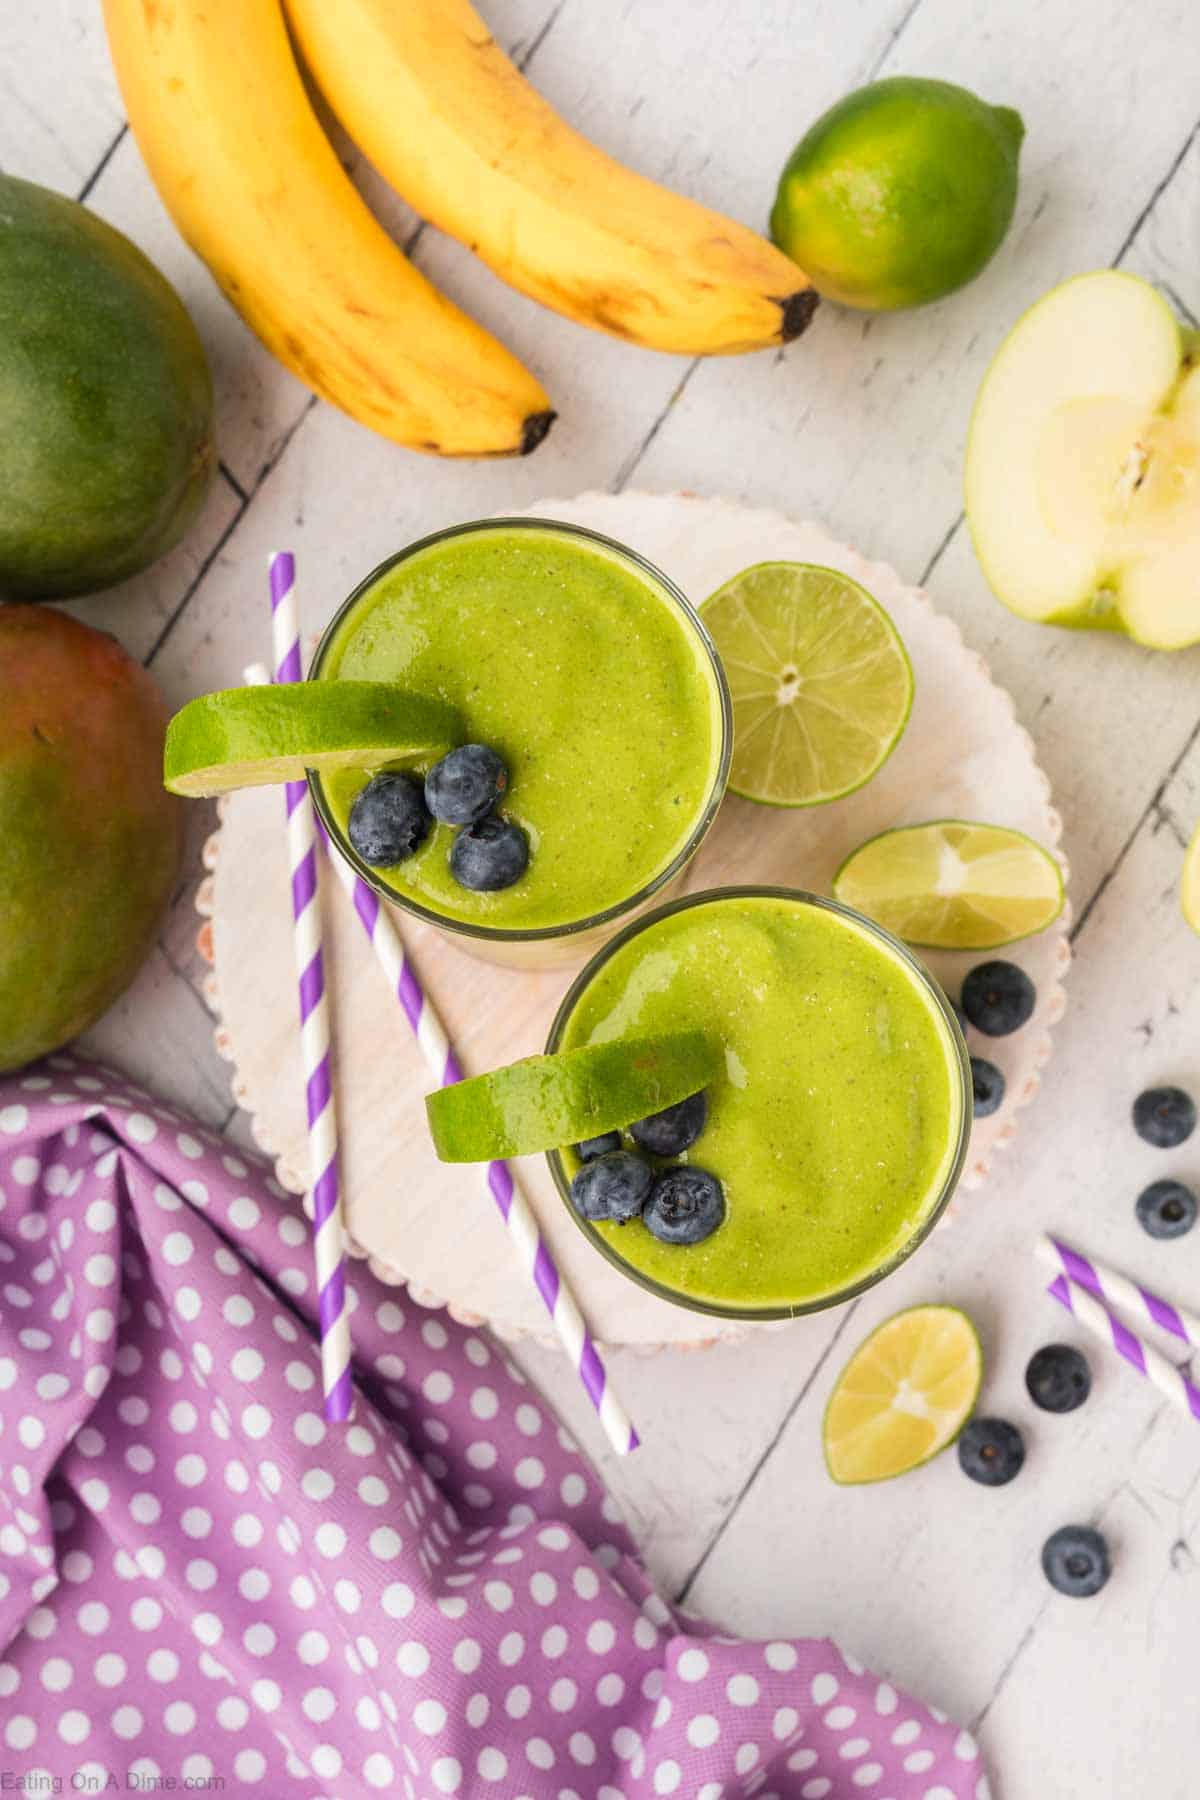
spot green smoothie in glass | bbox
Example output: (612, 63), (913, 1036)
(548, 888), (971, 1317)
(311, 520), (729, 963)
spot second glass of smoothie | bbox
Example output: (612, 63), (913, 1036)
(547, 887), (972, 1318)
(310, 519), (730, 967)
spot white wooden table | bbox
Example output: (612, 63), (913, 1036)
(6, 3), (1200, 1793)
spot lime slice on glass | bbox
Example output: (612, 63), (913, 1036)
(1183, 823), (1200, 936)
(700, 562), (913, 806)
(426, 1031), (720, 1163)
(163, 684), (461, 796)
(834, 820), (1063, 949)
(824, 1304), (983, 1484)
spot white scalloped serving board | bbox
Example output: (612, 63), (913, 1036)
(199, 492), (1070, 1350)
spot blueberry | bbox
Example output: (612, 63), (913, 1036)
(971, 1057), (1005, 1118)
(1136, 1178), (1198, 1240)
(630, 1091), (707, 1157)
(576, 1131), (622, 1163)
(347, 772), (430, 866)
(425, 743), (508, 826)
(642, 1167), (725, 1246)
(961, 961), (1036, 1035)
(952, 1001), (970, 1037)
(1132, 1086), (1196, 1149)
(956, 1417), (1025, 1487)
(1041, 1524), (1111, 1597)
(569, 1151), (653, 1224)
(449, 815), (529, 891)
(1025, 1343), (1091, 1413)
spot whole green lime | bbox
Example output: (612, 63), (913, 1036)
(771, 76), (1024, 311)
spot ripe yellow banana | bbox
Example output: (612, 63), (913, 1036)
(102, 0), (554, 458)
(283, 0), (818, 356)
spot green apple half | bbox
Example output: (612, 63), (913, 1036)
(965, 271), (1200, 649)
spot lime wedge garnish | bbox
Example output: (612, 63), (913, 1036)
(163, 684), (462, 797)
(824, 1304), (983, 1484)
(426, 1031), (720, 1163)
(1183, 822), (1200, 936)
(700, 562), (913, 806)
(833, 819), (1064, 949)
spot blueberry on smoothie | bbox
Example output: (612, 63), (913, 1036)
(450, 815), (530, 891)
(1042, 1525), (1111, 1597)
(957, 1417), (1025, 1486)
(1132, 1086), (1196, 1149)
(961, 961), (1036, 1035)
(1025, 1343), (1091, 1413)
(569, 1151), (653, 1224)
(425, 743), (508, 825)
(630, 1090), (708, 1157)
(576, 1131), (622, 1163)
(970, 1057), (1005, 1117)
(1136, 1178), (1197, 1239)
(643, 1167), (725, 1245)
(348, 772), (431, 865)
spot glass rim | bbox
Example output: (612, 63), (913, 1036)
(544, 883), (974, 1322)
(307, 515), (733, 945)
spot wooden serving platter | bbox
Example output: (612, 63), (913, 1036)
(198, 492), (1070, 1349)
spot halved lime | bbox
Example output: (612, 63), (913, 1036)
(833, 819), (1064, 948)
(700, 562), (913, 806)
(426, 1031), (720, 1163)
(824, 1304), (983, 1484)
(1183, 822), (1200, 937)
(163, 684), (461, 796)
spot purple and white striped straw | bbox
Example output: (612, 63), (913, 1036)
(321, 851), (639, 1457)
(1044, 1268), (1200, 1424)
(268, 553), (354, 1422)
(1037, 1234), (1200, 1353)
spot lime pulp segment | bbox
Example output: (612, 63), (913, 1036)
(163, 683), (462, 796)
(425, 1031), (721, 1163)
(823, 1303), (983, 1484)
(700, 562), (912, 807)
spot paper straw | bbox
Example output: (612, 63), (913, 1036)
(1037, 1234), (1200, 1352)
(265, 557), (353, 1422)
(1045, 1271), (1200, 1423)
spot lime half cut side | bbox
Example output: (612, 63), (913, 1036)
(426, 1031), (721, 1163)
(163, 684), (462, 797)
(824, 1303), (983, 1484)
(834, 820), (1064, 949)
(1183, 822), (1200, 937)
(700, 562), (913, 806)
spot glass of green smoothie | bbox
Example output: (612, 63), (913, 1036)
(309, 519), (731, 967)
(546, 887), (972, 1318)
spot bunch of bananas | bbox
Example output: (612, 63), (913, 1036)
(102, 0), (817, 459)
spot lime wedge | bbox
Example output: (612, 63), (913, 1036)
(833, 819), (1064, 948)
(1183, 822), (1200, 937)
(163, 684), (461, 797)
(426, 1031), (720, 1163)
(824, 1304), (983, 1484)
(700, 562), (913, 806)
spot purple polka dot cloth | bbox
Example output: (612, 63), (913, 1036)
(0, 1055), (991, 1799)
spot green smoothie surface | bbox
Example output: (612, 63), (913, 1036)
(315, 525), (724, 931)
(556, 893), (966, 1312)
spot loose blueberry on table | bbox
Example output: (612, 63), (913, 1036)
(1136, 1178), (1198, 1240)
(630, 1090), (708, 1156)
(970, 1056), (1005, 1118)
(425, 743), (508, 825)
(961, 960), (1036, 1036)
(1025, 1343), (1091, 1413)
(957, 1416), (1025, 1486)
(642, 1166), (726, 1245)
(450, 813), (530, 891)
(348, 770), (431, 865)
(1042, 1524), (1111, 1597)
(569, 1151), (654, 1223)
(1132, 1085), (1196, 1149)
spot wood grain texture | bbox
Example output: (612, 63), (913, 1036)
(9, 0), (1200, 1791)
